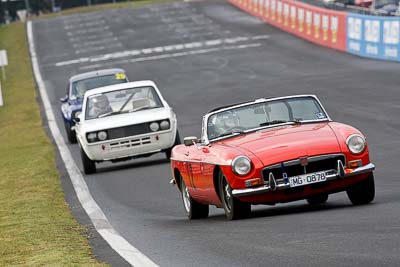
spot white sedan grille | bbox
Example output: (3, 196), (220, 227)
(109, 137), (151, 150)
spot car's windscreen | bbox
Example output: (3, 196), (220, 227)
(85, 86), (163, 120)
(71, 73), (128, 99)
(207, 97), (327, 140)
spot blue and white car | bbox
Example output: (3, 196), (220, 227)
(60, 69), (128, 143)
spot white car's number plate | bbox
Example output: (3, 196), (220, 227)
(289, 171), (327, 188)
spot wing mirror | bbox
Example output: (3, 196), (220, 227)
(184, 136), (199, 146)
(60, 95), (68, 103)
(73, 112), (82, 124)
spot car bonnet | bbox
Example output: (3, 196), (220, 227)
(219, 122), (341, 166)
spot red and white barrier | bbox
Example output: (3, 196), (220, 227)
(230, 0), (347, 51)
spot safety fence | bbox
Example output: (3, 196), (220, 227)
(229, 0), (400, 62)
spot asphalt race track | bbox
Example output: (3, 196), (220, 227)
(31, 0), (400, 266)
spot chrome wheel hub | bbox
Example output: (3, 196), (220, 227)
(223, 180), (232, 211)
(182, 183), (191, 212)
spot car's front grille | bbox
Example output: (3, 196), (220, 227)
(107, 123), (151, 140)
(106, 119), (170, 140)
(262, 154), (345, 182)
(109, 137), (152, 150)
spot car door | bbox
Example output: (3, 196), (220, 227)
(182, 144), (203, 200)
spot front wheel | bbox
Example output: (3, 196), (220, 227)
(346, 173), (375, 205)
(165, 130), (181, 159)
(80, 146), (96, 174)
(219, 172), (251, 220)
(181, 179), (209, 219)
(64, 121), (77, 143)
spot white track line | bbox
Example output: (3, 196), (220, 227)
(27, 21), (158, 267)
(79, 43), (262, 70)
(55, 35), (270, 67)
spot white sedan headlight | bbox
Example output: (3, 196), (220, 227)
(160, 120), (170, 130)
(97, 131), (107, 141)
(232, 156), (252, 176)
(149, 122), (160, 132)
(346, 134), (366, 154)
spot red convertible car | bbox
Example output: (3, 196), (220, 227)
(170, 95), (375, 220)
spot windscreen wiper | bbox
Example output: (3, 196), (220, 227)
(128, 106), (154, 113)
(217, 130), (246, 138)
(259, 119), (302, 127)
(98, 110), (128, 118)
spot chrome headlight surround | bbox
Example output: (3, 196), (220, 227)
(346, 134), (366, 155)
(232, 156), (252, 176)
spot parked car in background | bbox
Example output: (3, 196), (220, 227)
(60, 68), (128, 143)
(355, 0), (373, 7)
(370, 0), (399, 15)
(75, 80), (180, 174)
(170, 95), (375, 220)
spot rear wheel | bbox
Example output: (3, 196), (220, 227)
(80, 146), (96, 174)
(306, 194), (328, 205)
(165, 130), (181, 159)
(346, 173), (375, 205)
(181, 179), (209, 219)
(64, 121), (77, 143)
(219, 172), (251, 220)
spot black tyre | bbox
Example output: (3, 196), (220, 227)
(181, 179), (209, 219)
(219, 172), (251, 220)
(306, 194), (328, 205)
(165, 130), (181, 159)
(346, 173), (375, 205)
(80, 146), (96, 174)
(64, 121), (77, 143)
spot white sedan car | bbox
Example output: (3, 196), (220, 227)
(75, 80), (180, 174)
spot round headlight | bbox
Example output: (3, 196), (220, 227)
(346, 134), (366, 154)
(87, 132), (97, 142)
(149, 122), (160, 132)
(97, 131), (107, 141)
(232, 156), (252, 176)
(74, 111), (81, 119)
(160, 120), (170, 130)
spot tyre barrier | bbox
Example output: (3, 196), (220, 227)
(229, 0), (400, 62)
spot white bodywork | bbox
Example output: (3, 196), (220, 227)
(75, 80), (177, 161)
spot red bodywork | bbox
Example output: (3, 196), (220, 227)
(170, 121), (371, 207)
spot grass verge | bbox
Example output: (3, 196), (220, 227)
(0, 23), (106, 266)
(36, 0), (180, 19)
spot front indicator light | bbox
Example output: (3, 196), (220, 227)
(348, 160), (362, 168)
(244, 178), (261, 187)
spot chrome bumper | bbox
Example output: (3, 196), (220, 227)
(232, 162), (375, 197)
